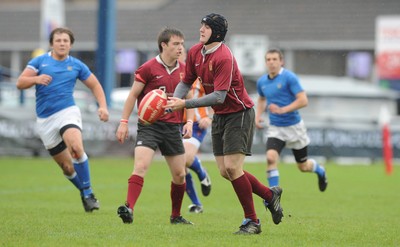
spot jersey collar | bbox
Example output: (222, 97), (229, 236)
(268, 67), (284, 80)
(202, 42), (222, 55)
(156, 55), (179, 74)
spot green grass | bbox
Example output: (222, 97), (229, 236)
(0, 157), (399, 247)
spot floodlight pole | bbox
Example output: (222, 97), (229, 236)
(96, 0), (116, 107)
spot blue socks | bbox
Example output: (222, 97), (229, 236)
(188, 156), (206, 181)
(185, 172), (201, 205)
(267, 159), (325, 188)
(66, 172), (83, 190)
(186, 156), (208, 206)
(267, 169), (280, 187)
(73, 153), (93, 198)
(310, 159), (325, 177)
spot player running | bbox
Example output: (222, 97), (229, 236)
(255, 48), (328, 192)
(16, 27), (109, 212)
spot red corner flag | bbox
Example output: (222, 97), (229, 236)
(382, 123), (393, 175)
(379, 105), (393, 175)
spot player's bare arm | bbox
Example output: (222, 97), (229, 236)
(83, 73), (109, 122)
(182, 119), (193, 139)
(182, 91), (194, 139)
(116, 81), (144, 144)
(16, 68), (52, 89)
(256, 96), (266, 129)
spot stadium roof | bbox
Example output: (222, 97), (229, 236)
(0, 0), (400, 51)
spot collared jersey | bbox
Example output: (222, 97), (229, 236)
(27, 52), (91, 118)
(135, 55), (185, 123)
(184, 43), (254, 115)
(256, 68), (304, 127)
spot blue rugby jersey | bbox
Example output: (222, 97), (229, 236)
(27, 52), (91, 118)
(256, 68), (304, 127)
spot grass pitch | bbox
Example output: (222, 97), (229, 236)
(0, 157), (399, 246)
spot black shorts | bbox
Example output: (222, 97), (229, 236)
(135, 121), (184, 156)
(211, 108), (255, 156)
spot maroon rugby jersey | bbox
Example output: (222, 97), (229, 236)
(135, 56), (185, 123)
(184, 43), (254, 114)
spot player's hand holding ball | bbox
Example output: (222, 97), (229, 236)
(164, 97), (185, 112)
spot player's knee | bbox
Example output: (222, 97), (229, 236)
(220, 172), (230, 180)
(218, 168), (230, 180)
(133, 166), (148, 177)
(178, 169), (186, 179)
(172, 170), (186, 184)
(297, 162), (308, 172)
(225, 167), (236, 179)
(70, 144), (84, 159)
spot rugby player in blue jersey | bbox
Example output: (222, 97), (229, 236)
(17, 27), (109, 212)
(255, 48), (328, 192)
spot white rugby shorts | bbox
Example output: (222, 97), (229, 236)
(183, 136), (201, 149)
(267, 120), (310, 150)
(36, 106), (82, 149)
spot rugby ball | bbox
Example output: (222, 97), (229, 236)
(138, 89), (167, 125)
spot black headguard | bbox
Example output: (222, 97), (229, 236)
(201, 13), (228, 45)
